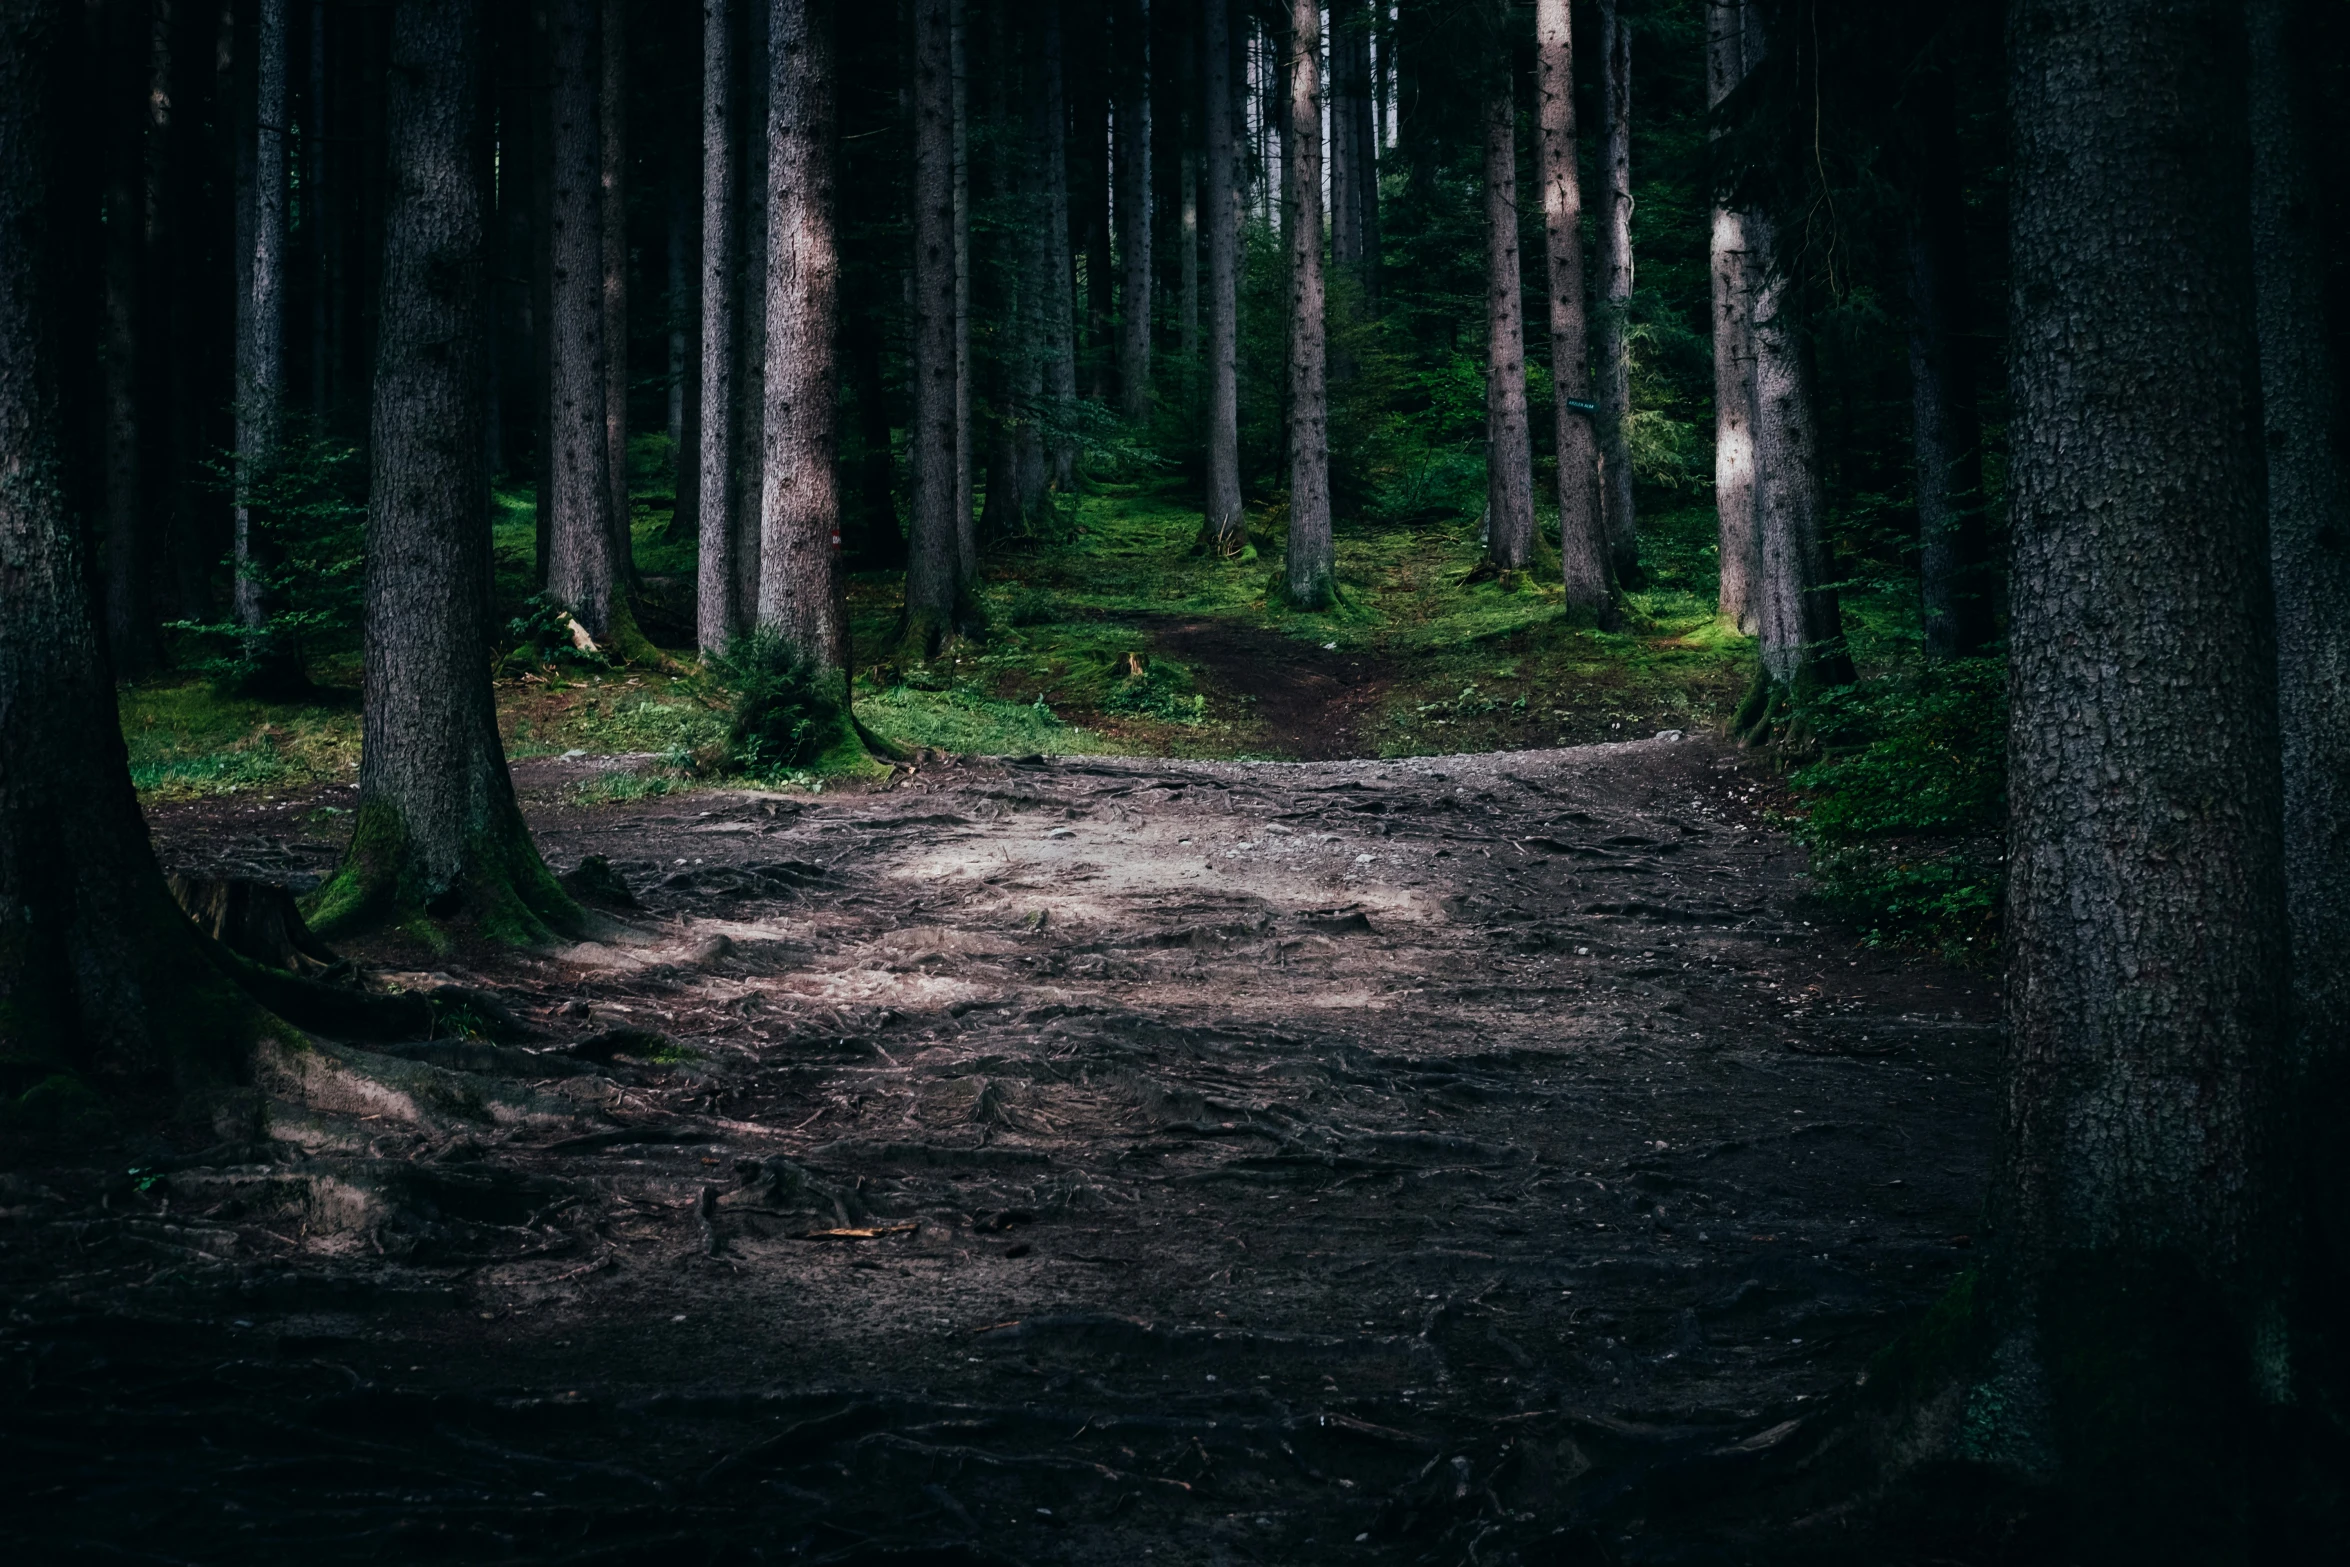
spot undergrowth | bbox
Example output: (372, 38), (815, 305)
(1782, 656), (2007, 963)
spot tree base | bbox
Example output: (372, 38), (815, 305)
(305, 799), (588, 951)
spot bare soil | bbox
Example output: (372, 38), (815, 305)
(1, 738), (2000, 1564)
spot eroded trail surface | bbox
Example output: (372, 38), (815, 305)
(4, 740), (2000, 1564)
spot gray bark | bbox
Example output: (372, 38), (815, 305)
(1039, 4), (1077, 492)
(0, 0), (252, 1107)
(1481, 30), (1534, 572)
(600, 0), (630, 568)
(1593, 0), (1636, 584)
(236, 0), (289, 639)
(1993, 0), (2288, 1522)
(1706, 0), (1757, 632)
(757, 0), (845, 681)
(732, 0), (768, 631)
(1535, 0), (1609, 616)
(2249, 0), (2350, 1361)
(546, 0), (622, 640)
(1282, 0), (1331, 607)
(101, 0), (150, 674)
(325, 0), (578, 942)
(1907, 67), (1991, 659)
(1114, 0), (1152, 421)
(1201, 0), (1243, 548)
(949, 0), (974, 585)
(902, 0), (960, 653)
(696, 0), (740, 653)
(1748, 209), (1849, 690)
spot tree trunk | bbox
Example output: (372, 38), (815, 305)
(0, 0), (264, 1118)
(1906, 66), (1990, 659)
(546, 0), (631, 647)
(901, 0), (961, 655)
(1330, 0), (1374, 299)
(1592, 0), (1636, 586)
(1113, 0), (1152, 422)
(1744, 209), (1850, 701)
(1983, 2), (2287, 1545)
(1039, 2), (1077, 492)
(308, 0), (582, 946)
(1480, 27), (1533, 573)
(666, 121), (700, 545)
(1178, 143), (1198, 370)
(307, 0), (330, 422)
(730, 0), (768, 633)
(949, 0), (974, 585)
(1706, 0), (1757, 633)
(1080, 21), (1112, 406)
(2249, 0), (2350, 1378)
(235, 0), (294, 677)
(598, 0), (630, 578)
(756, 0), (846, 686)
(1282, 0), (1331, 608)
(1534, 0), (1609, 619)
(695, 0), (740, 654)
(529, 0), (555, 585)
(100, 0), (151, 676)
(1200, 0), (1242, 550)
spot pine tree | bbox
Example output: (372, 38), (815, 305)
(1282, 0), (1332, 609)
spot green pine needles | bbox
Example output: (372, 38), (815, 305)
(710, 632), (845, 777)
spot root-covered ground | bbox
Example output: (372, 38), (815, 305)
(1, 737), (1999, 1564)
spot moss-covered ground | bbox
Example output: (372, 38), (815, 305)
(118, 471), (1928, 802)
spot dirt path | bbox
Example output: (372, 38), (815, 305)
(1138, 616), (1394, 760)
(4, 740), (2000, 1564)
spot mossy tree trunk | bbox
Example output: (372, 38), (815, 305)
(1200, 0), (1243, 551)
(1479, 12), (1534, 574)
(1534, 0), (1612, 621)
(1281, 0), (1332, 610)
(0, 0), (264, 1126)
(755, 0), (847, 689)
(1971, 0), (2291, 1552)
(307, 0), (583, 949)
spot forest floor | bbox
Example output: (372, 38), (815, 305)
(2, 735), (2003, 1565)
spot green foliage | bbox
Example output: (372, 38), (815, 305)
(1102, 658), (1206, 725)
(168, 425), (367, 688)
(1786, 657), (2007, 961)
(708, 633), (844, 777)
(502, 592), (610, 673)
(119, 680), (359, 800)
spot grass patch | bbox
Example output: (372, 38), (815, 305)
(120, 681), (361, 800)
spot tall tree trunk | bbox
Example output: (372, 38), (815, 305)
(1480, 24), (1533, 573)
(0, 0), (262, 1117)
(1329, 0), (1361, 272)
(1178, 142), (1198, 369)
(1282, 0), (1331, 608)
(1984, 4), (2287, 1546)
(235, 0), (294, 678)
(1113, 0), (1152, 421)
(599, 0), (631, 580)
(901, 0), (961, 654)
(949, 0), (974, 584)
(730, 0), (769, 632)
(1907, 66), (1990, 659)
(1079, 13), (1112, 405)
(1535, 0), (1610, 618)
(1592, 0), (1636, 585)
(757, 0), (846, 684)
(1706, 0), (1757, 632)
(546, 0), (631, 646)
(666, 117), (700, 545)
(1039, 2), (1077, 491)
(310, 0), (582, 945)
(307, 0), (330, 422)
(695, 0), (740, 653)
(1743, 210), (1850, 704)
(529, 0), (555, 584)
(2249, 0), (2350, 1381)
(100, 0), (151, 675)
(1200, 0), (1242, 550)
